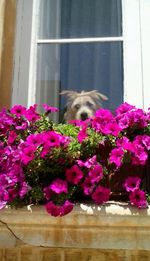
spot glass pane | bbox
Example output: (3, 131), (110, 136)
(39, 0), (122, 39)
(36, 42), (123, 122)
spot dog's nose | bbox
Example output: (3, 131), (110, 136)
(80, 112), (88, 121)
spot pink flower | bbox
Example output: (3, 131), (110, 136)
(43, 186), (52, 200)
(131, 143), (148, 165)
(60, 200), (74, 216)
(26, 133), (42, 148)
(77, 155), (97, 168)
(88, 164), (103, 183)
(21, 146), (35, 165)
(0, 200), (7, 209)
(8, 131), (17, 144)
(101, 122), (121, 136)
(109, 148), (124, 168)
(45, 200), (74, 217)
(92, 186), (110, 205)
(10, 105), (26, 116)
(81, 177), (95, 195)
(65, 165), (84, 185)
(129, 189), (148, 208)
(77, 126), (88, 143)
(116, 102), (135, 115)
(123, 176), (141, 192)
(42, 104), (59, 113)
(42, 131), (61, 148)
(19, 182), (31, 198)
(24, 104), (40, 122)
(50, 179), (68, 194)
(45, 201), (60, 217)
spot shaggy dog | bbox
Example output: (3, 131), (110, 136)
(60, 90), (108, 121)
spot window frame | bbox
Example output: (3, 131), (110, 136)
(12, 0), (149, 111)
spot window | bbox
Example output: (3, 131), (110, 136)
(12, 0), (150, 122)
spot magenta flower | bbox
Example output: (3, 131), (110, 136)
(10, 105), (26, 116)
(19, 181), (31, 198)
(135, 135), (150, 151)
(92, 186), (110, 205)
(45, 201), (61, 217)
(129, 189), (148, 208)
(77, 126), (88, 143)
(123, 176), (141, 192)
(131, 143), (148, 165)
(42, 104), (59, 113)
(21, 146), (35, 165)
(26, 133), (42, 148)
(45, 200), (73, 217)
(77, 155), (97, 168)
(95, 108), (113, 121)
(24, 104), (40, 122)
(81, 177), (95, 195)
(101, 122), (121, 136)
(65, 165), (84, 185)
(8, 131), (17, 144)
(0, 200), (7, 209)
(50, 179), (68, 194)
(42, 131), (61, 148)
(109, 148), (124, 168)
(60, 200), (74, 216)
(116, 102), (135, 115)
(88, 164), (103, 183)
(43, 186), (52, 200)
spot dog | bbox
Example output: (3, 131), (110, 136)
(60, 90), (108, 121)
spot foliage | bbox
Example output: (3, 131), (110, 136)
(0, 103), (150, 216)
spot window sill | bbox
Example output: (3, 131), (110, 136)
(0, 202), (150, 250)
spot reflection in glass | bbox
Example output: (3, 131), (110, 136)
(39, 0), (122, 39)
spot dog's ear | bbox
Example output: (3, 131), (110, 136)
(88, 90), (108, 101)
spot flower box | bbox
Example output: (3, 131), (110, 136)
(0, 203), (150, 260)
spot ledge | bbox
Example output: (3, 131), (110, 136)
(0, 202), (150, 250)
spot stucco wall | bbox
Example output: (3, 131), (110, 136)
(0, 203), (150, 260)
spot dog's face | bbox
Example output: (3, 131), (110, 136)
(60, 90), (108, 121)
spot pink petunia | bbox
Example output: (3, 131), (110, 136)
(92, 186), (110, 205)
(116, 102), (135, 115)
(42, 104), (59, 113)
(77, 126), (88, 143)
(65, 165), (84, 185)
(8, 131), (17, 144)
(45, 201), (61, 217)
(42, 131), (61, 148)
(10, 105), (26, 116)
(88, 164), (103, 184)
(0, 200), (7, 209)
(24, 104), (40, 122)
(26, 133), (42, 148)
(60, 200), (74, 216)
(109, 148), (124, 168)
(101, 122), (121, 137)
(77, 155), (97, 168)
(123, 176), (141, 192)
(129, 189), (148, 208)
(49, 179), (68, 194)
(81, 177), (95, 195)
(21, 146), (35, 165)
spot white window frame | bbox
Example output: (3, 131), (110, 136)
(12, 0), (150, 111)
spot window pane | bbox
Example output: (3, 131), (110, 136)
(39, 0), (122, 39)
(36, 42), (123, 121)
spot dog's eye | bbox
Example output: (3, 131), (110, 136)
(74, 104), (80, 110)
(86, 101), (94, 107)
